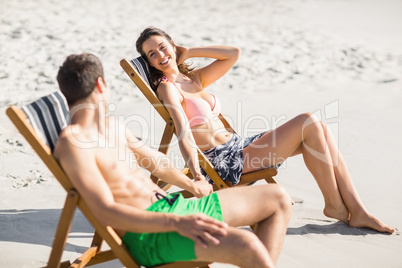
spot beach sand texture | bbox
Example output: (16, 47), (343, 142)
(1, 0), (402, 267)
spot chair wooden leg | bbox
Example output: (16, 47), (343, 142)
(90, 231), (103, 250)
(65, 231), (105, 268)
(85, 250), (117, 266)
(66, 231), (106, 268)
(70, 247), (98, 268)
(59, 261), (71, 268)
(264, 177), (278, 184)
(150, 120), (176, 185)
(158, 120), (175, 154)
(47, 190), (79, 268)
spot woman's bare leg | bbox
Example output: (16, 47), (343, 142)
(318, 121), (394, 233)
(216, 184), (292, 264)
(243, 113), (349, 222)
(242, 113), (394, 233)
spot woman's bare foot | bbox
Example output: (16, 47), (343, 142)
(349, 212), (394, 233)
(323, 204), (349, 224)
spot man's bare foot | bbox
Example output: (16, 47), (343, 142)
(349, 212), (395, 233)
(323, 204), (349, 224)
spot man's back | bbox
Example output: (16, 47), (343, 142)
(54, 115), (167, 235)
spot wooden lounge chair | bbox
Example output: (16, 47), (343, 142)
(120, 57), (279, 193)
(6, 91), (211, 268)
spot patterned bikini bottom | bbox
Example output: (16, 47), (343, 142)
(201, 132), (280, 185)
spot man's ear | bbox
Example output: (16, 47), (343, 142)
(96, 77), (104, 93)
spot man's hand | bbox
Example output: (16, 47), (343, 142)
(193, 175), (213, 198)
(176, 214), (228, 248)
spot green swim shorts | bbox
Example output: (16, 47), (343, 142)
(122, 192), (223, 267)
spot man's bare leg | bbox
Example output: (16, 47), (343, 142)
(216, 184), (292, 264)
(195, 227), (275, 268)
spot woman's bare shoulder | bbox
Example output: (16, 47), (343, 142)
(157, 80), (182, 102)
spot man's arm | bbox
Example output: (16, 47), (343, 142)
(125, 128), (212, 198)
(54, 132), (225, 247)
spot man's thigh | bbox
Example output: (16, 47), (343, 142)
(217, 184), (283, 227)
(194, 226), (261, 266)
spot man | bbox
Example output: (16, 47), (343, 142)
(54, 53), (292, 268)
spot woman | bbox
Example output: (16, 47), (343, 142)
(135, 27), (394, 233)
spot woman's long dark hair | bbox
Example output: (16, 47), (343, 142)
(136, 27), (194, 91)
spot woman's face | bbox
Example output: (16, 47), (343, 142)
(142, 35), (176, 72)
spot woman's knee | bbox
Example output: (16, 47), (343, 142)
(297, 112), (320, 126)
(296, 112), (324, 137)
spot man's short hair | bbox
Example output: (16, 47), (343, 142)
(57, 53), (104, 105)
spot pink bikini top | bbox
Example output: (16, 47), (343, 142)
(162, 76), (222, 128)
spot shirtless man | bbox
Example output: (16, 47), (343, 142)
(53, 53), (292, 268)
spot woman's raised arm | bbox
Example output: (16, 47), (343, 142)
(176, 45), (241, 89)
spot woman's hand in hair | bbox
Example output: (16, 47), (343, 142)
(176, 45), (190, 65)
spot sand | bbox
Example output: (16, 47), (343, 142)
(1, 0), (402, 267)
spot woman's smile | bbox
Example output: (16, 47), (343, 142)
(160, 57), (170, 66)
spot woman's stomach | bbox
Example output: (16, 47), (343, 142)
(191, 116), (233, 151)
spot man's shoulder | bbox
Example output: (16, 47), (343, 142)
(58, 125), (81, 143)
(54, 125), (91, 158)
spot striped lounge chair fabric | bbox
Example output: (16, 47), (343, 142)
(130, 56), (151, 86)
(22, 91), (69, 151)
